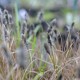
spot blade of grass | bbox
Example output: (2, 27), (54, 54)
(14, 3), (21, 47)
(33, 72), (44, 80)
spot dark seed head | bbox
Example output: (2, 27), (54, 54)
(44, 43), (50, 55)
(41, 20), (49, 31)
(50, 18), (58, 27)
(57, 74), (62, 80)
(54, 29), (57, 34)
(47, 35), (52, 46)
(8, 13), (13, 25)
(63, 25), (68, 32)
(37, 10), (44, 21)
(71, 22), (74, 28)
(4, 9), (8, 14)
(21, 21), (27, 35)
(1, 44), (13, 65)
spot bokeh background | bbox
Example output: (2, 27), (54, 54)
(0, 0), (80, 28)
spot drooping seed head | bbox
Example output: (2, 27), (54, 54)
(37, 10), (44, 22)
(50, 18), (58, 28)
(3, 9), (8, 20)
(44, 43), (51, 55)
(47, 27), (58, 46)
(1, 44), (13, 65)
(2, 23), (11, 44)
(20, 21), (28, 46)
(8, 13), (13, 25)
(3, 9), (8, 15)
(21, 21), (28, 35)
(16, 42), (29, 69)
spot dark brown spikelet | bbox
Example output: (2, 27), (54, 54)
(50, 18), (58, 28)
(47, 34), (52, 46)
(58, 32), (68, 51)
(8, 13), (13, 25)
(37, 10), (49, 31)
(71, 22), (74, 28)
(44, 43), (50, 55)
(3, 9), (9, 25)
(21, 21), (27, 35)
(57, 74), (62, 80)
(37, 10), (43, 21)
(21, 21), (28, 47)
(41, 20), (49, 31)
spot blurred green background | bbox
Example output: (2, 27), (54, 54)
(0, 0), (80, 28)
